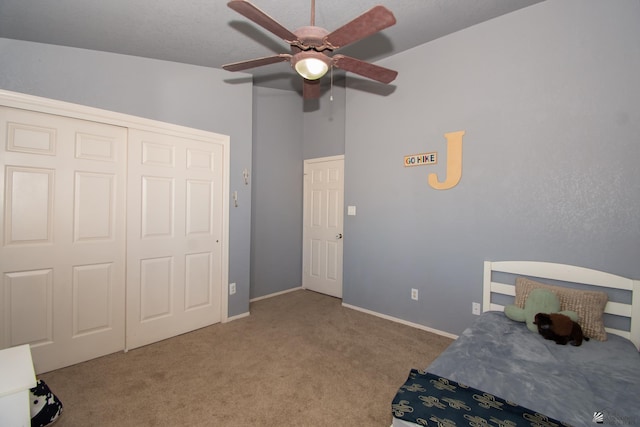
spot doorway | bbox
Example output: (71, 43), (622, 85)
(302, 155), (344, 298)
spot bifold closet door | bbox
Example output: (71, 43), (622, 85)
(126, 129), (223, 350)
(0, 107), (127, 373)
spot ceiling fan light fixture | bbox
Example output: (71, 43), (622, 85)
(293, 52), (329, 80)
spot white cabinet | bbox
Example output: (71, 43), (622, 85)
(0, 345), (37, 427)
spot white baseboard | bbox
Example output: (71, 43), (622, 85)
(341, 303), (459, 340)
(224, 311), (250, 323)
(249, 286), (303, 303)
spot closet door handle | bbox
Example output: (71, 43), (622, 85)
(336, 233), (343, 239)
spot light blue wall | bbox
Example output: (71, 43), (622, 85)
(0, 38), (254, 317)
(343, 0), (640, 336)
(250, 83), (347, 299)
(250, 86), (304, 298)
(303, 81), (346, 160)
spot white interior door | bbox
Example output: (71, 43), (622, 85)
(126, 129), (224, 350)
(303, 156), (344, 298)
(0, 107), (127, 373)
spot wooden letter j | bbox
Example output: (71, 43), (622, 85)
(428, 130), (465, 190)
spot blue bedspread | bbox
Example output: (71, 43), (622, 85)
(416, 312), (640, 427)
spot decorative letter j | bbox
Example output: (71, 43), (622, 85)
(428, 130), (465, 190)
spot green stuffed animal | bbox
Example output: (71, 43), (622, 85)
(504, 288), (578, 332)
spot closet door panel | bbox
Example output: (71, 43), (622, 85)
(126, 129), (223, 350)
(0, 106), (127, 374)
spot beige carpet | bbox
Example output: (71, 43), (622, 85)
(39, 289), (453, 426)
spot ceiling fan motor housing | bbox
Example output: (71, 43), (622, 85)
(292, 26), (331, 52)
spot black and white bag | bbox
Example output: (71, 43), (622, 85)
(29, 380), (63, 427)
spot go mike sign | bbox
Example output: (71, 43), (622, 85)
(404, 152), (437, 166)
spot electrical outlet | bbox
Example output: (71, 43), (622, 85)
(411, 288), (419, 301)
(472, 302), (481, 315)
(229, 283), (236, 295)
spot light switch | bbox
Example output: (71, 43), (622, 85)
(347, 205), (356, 216)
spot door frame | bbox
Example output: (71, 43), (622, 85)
(302, 155), (345, 298)
(0, 89), (230, 324)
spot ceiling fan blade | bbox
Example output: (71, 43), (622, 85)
(324, 5), (396, 50)
(303, 79), (321, 99)
(223, 54), (292, 72)
(227, 0), (299, 43)
(333, 54), (397, 84)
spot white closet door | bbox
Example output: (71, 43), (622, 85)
(0, 107), (127, 374)
(126, 129), (223, 350)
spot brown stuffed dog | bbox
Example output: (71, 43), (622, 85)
(534, 312), (589, 346)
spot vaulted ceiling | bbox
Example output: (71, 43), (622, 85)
(0, 0), (544, 92)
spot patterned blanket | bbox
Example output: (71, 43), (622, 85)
(392, 369), (571, 427)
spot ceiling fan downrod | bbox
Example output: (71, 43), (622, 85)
(310, 0), (315, 26)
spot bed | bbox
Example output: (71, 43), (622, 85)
(392, 261), (640, 427)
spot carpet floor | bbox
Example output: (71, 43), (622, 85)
(39, 289), (453, 426)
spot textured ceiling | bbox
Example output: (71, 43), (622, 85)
(0, 0), (544, 92)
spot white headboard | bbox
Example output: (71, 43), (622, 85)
(483, 260), (640, 351)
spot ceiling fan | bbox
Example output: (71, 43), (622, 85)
(222, 0), (398, 99)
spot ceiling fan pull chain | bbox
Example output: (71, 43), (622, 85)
(330, 64), (334, 101)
